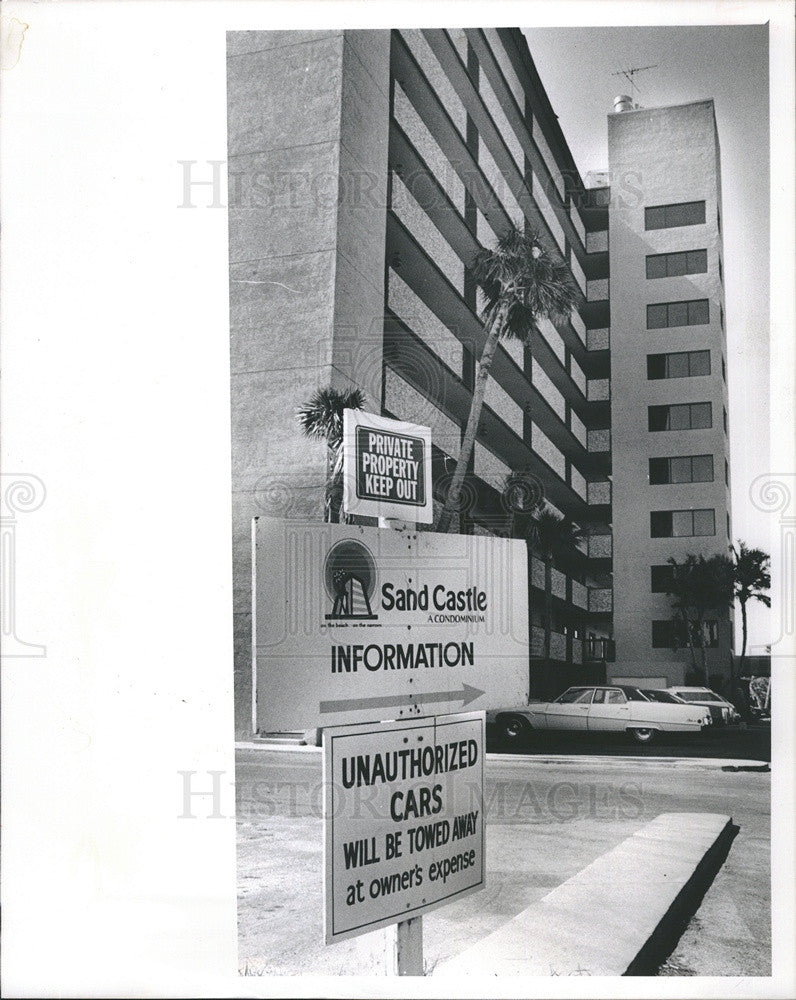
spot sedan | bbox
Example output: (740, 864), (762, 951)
(488, 685), (712, 745)
(667, 687), (740, 725)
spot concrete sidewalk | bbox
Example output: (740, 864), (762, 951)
(236, 740), (769, 771)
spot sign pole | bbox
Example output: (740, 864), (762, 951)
(386, 916), (424, 976)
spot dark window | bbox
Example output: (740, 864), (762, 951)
(727, 513), (731, 538)
(650, 508), (716, 538)
(645, 200), (706, 230)
(720, 303), (724, 330)
(647, 299), (710, 329)
(647, 350), (711, 379)
(651, 564), (676, 592)
(648, 403), (712, 431)
(646, 249), (708, 279)
(648, 455), (714, 485)
(719, 257), (723, 282)
(721, 356), (726, 382)
(723, 407), (728, 434)
(725, 459), (729, 486)
(652, 619), (719, 648)
(652, 620), (678, 648)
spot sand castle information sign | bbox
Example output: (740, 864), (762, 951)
(253, 519), (529, 731)
(323, 712), (484, 943)
(342, 409), (433, 523)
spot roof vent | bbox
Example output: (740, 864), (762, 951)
(613, 94), (635, 113)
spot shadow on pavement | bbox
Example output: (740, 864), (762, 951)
(487, 723), (771, 762)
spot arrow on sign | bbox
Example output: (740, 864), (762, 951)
(319, 683), (485, 715)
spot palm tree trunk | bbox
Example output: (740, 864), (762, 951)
(436, 300), (509, 533)
(543, 555), (552, 665)
(740, 599), (748, 677)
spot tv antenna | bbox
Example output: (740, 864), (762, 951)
(611, 63), (658, 103)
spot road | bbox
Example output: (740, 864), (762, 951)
(235, 746), (770, 976)
(487, 721), (771, 761)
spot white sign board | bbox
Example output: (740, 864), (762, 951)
(253, 519), (529, 731)
(323, 712), (485, 944)
(342, 409), (433, 524)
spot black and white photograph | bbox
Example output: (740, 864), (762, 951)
(1, 2), (794, 997)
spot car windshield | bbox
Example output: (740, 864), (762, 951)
(554, 688), (592, 704)
(677, 691), (723, 703)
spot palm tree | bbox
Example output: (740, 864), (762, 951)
(730, 541), (771, 676)
(666, 553), (734, 683)
(435, 225), (576, 533)
(529, 508), (582, 668)
(297, 386), (365, 522)
(501, 469), (544, 539)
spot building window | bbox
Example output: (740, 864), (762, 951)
(725, 459), (729, 486)
(650, 564), (676, 593)
(647, 299), (709, 329)
(720, 303), (724, 330)
(649, 455), (714, 485)
(719, 257), (723, 282)
(721, 355), (726, 382)
(646, 249), (708, 279)
(645, 200), (706, 230)
(650, 508), (716, 538)
(727, 513), (730, 538)
(723, 407), (728, 434)
(648, 402), (712, 432)
(647, 350), (710, 379)
(652, 619), (719, 648)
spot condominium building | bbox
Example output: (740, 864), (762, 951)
(226, 29), (731, 736)
(605, 97), (733, 687)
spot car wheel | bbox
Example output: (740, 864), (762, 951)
(630, 727), (656, 745)
(499, 714), (531, 743)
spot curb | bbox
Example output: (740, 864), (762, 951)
(433, 812), (737, 977)
(235, 742), (769, 771)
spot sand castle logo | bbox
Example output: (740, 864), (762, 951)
(323, 539), (378, 621)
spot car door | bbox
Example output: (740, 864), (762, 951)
(543, 688), (594, 730)
(588, 687), (631, 731)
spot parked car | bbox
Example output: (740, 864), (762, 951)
(666, 686), (740, 725)
(487, 685), (712, 745)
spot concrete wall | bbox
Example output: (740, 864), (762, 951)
(227, 30), (390, 735)
(607, 101), (732, 686)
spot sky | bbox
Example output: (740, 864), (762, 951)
(523, 24), (772, 651)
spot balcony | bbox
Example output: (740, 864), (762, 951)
(587, 534), (612, 559)
(588, 429), (611, 453)
(584, 636), (616, 662)
(587, 480), (611, 505)
(588, 588), (613, 613)
(587, 378), (610, 402)
(587, 327), (610, 351)
(586, 229), (608, 253)
(587, 278), (609, 302)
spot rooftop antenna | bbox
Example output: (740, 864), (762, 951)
(611, 64), (658, 107)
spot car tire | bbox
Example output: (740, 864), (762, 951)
(499, 713), (531, 743)
(629, 727), (656, 745)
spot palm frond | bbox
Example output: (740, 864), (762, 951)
(297, 386), (365, 448)
(472, 225), (577, 341)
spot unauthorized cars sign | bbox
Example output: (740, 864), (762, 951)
(253, 519), (529, 731)
(323, 712), (484, 943)
(342, 409), (433, 524)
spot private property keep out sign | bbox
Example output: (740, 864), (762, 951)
(343, 410), (433, 523)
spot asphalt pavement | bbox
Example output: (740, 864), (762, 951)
(235, 745), (770, 977)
